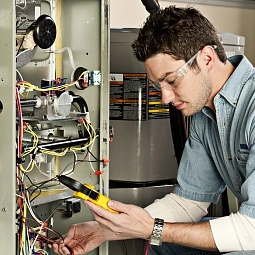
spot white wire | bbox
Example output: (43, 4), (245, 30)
(26, 223), (32, 255)
(60, 148), (78, 175)
(16, 192), (42, 225)
(37, 250), (49, 255)
(49, 47), (76, 70)
(16, 48), (32, 59)
(22, 192), (43, 225)
(25, 158), (34, 171)
(16, 69), (24, 81)
(29, 225), (44, 255)
(22, 244), (27, 255)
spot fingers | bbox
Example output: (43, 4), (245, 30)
(51, 242), (72, 255)
(85, 200), (127, 215)
(107, 200), (126, 212)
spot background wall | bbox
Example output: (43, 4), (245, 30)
(110, 0), (255, 65)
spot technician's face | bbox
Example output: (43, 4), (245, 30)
(144, 53), (212, 117)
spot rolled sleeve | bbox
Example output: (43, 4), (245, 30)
(210, 213), (255, 252)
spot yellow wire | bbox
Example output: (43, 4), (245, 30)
(71, 121), (96, 151)
(22, 125), (39, 157)
(20, 202), (27, 255)
(39, 147), (68, 157)
(16, 80), (76, 92)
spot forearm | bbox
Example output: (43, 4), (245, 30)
(161, 221), (218, 251)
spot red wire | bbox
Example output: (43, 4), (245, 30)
(144, 241), (150, 255)
(66, 245), (74, 255)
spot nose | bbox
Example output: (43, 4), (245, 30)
(161, 88), (175, 104)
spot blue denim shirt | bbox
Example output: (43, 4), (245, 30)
(173, 55), (255, 219)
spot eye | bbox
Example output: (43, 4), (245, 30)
(167, 80), (176, 85)
(165, 72), (177, 86)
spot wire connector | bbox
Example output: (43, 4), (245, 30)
(102, 158), (110, 164)
(94, 170), (103, 176)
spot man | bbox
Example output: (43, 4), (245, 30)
(52, 6), (255, 255)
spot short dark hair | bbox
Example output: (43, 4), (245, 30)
(132, 6), (227, 65)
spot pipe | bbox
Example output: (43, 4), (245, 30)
(23, 137), (90, 152)
(20, 98), (38, 108)
(37, 137), (89, 150)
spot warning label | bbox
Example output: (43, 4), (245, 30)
(148, 83), (170, 119)
(110, 73), (147, 120)
(109, 73), (170, 120)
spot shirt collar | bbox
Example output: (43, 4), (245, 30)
(216, 55), (254, 107)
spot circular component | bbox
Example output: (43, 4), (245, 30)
(0, 100), (3, 114)
(55, 92), (72, 117)
(73, 67), (88, 90)
(33, 15), (56, 49)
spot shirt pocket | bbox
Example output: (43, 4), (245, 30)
(236, 148), (248, 168)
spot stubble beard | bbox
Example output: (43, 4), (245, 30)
(181, 73), (212, 117)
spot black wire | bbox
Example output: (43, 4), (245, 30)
(87, 148), (101, 161)
(71, 149), (77, 175)
(29, 177), (57, 202)
(25, 174), (40, 191)
(16, 36), (25, 58)
(59, 149), (78, 176)
(24, 173), (43, 201)
(60, 148), (100, 176)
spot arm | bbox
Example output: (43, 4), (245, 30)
(162, 221), (217, 251)
(86, 199), (255, 252)
(86, 200), (218, 251)
(146, 193), (255, 251)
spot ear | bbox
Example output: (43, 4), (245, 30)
(200, 45), (216, 69)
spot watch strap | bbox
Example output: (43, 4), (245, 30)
(149, 218), (164, 246)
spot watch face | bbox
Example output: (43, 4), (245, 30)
(149, 236), (162, 246)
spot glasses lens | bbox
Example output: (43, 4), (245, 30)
(149, 79), (161, 91)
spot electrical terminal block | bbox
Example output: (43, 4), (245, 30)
(64, 197), (81, 218)
(90, 70), (101, 86)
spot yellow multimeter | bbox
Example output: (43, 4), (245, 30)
(58, 175), (118, 213)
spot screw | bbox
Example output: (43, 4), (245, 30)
(2, 207), (7, 212)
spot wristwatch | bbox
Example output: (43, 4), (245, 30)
(149, 218), (164, 246)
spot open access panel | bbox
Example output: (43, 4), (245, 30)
(0, 0), (110, 254)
